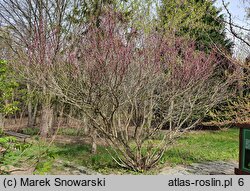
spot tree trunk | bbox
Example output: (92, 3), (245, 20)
(27, 101), (38, 127)
(27, 99), (33, 127)
(32, 102), (38, 126)
(83, 115), (90, 135)
(27, 84), (38, 127)
(83, 116), (96, 153)
(51, 102), (60, 135)
(91, 128), (97, 154)
(40, 93), (53, 137)
(0, 113), (5, 130)
(66, 105), (73, 125)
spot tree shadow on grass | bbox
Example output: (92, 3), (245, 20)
(53, 143), (91, 157)
(52, 143), (117, 170)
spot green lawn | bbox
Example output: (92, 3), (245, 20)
(0, 128), (239, 174)
(161, 128), (239, 165)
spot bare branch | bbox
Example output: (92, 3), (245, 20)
(222, 0), (250, 47)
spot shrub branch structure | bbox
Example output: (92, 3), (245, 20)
(44, 12), (236, 171)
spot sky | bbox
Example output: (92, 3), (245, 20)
(215, 0), (250, 58)
(215, 0), (249, 26)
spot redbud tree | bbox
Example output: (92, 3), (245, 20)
(44, 10), (236, 171)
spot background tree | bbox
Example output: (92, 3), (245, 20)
(158, 0), (233, 52)
(0, 60), (19, 130)
(0, 0), (70, 137)
(200, 0), (250, 126)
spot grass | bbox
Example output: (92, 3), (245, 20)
(161, 128), (239, 166)
(20, 127), (85, 136)
(0, 128), (239, 174)
(56, 128), (85, 136)
(51, 144), (123, 174)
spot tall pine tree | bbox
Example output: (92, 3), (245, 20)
(159, 0), (233, 52)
